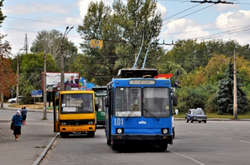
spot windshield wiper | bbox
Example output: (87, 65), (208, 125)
(143, 108), (160, 121)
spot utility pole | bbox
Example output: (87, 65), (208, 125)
(24, 33), (29, 54)
(16, 53), (19, 104)
(43, 50), (47, 120)
(233, 49), (237, 120)
(60, 26), (73, 91)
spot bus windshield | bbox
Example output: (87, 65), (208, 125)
(115, 88), (142, 117)
(61, 93), (93, 113)
(143, 88), (170, 117)
(95, 97), (105, 112)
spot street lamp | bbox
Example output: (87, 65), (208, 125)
(60, 26), (74, 91)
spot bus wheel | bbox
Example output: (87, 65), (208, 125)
(87, 132), (95, 137)
(60, 132), (68, 138)
(158, 143), (168, 152)
(107, 138), (111, 145)
(111, 140), (120, 150)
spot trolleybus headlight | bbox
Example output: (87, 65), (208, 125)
(162, 128), (168, 134)
(116, 128), (123, 134)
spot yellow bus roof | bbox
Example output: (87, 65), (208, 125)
(59, 90), (94, 94)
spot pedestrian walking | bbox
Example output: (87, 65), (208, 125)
(21, 106), (27, 125)
(11, 110), (23, 141)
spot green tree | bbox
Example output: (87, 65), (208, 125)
(78, 0), (162, 85)
(18, 53), (57, 97)
(0, 0), (16, 108)
(30, 30), (78, 71)
(216, 60), (248, 114)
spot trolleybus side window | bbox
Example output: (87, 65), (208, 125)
(115, 88), (141, 117)
(143, 88), (170, 117)
(61, 94), (93, 113)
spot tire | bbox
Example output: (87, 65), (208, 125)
(87, 132), (95, 137)
(107, 137), (111, 145)
(172, 128), (175, 139)
(111, 139), (120, 150)
(204, 120), (207, 123)
(156, 142), (168, 152)
(199, 121), (201, 123)
(60, 132), (68, 138)
(186, 119), (189, 123)
(191, 120), (193, 123)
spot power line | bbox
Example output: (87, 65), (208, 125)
(190, 0), (234, 4)
(175, 4), (215, 20)
(166, 4), (201, 20)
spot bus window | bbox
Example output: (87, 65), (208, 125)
(61, 94), (93, 113)
(143, 88), (170, 117)
(115, 88), (141, 117)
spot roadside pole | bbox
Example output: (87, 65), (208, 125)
(43, 50), (47, 120)
(233, 49), (237, 120)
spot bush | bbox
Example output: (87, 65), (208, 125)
(176, 86), (209, 113)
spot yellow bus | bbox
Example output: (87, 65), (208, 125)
(53, 90), (96, 137)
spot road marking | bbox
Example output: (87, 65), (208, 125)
(240, 140), (250, 144)
(173, 152), (205, 165)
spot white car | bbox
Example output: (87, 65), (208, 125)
(8, 96), (23, 103)
(8, 97), (17, 103)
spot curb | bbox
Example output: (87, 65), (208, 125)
(175, 118), (250, 121)
(32, 133), (59, 165)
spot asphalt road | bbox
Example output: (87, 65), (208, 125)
(41, 120), (250, 165)
(0, 109), (54, 165)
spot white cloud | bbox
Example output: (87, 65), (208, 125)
(160, 19), (209, 42)
(215, 10), (250, 45)
(157, 3), (167, 19)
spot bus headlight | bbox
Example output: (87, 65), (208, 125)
(162, 128), (168, 134)
(61, 122), (67, 126)
(88, 121), (94, 125)
(116, 128), (123, 134)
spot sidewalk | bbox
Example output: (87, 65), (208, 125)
(0, 107), (55, 165)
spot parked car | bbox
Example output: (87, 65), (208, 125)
(7, 96), (24, 103)
(185, 108), (207, 123)
(8, 97), (17, 103)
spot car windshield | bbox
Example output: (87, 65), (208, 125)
(143, 88), (170, 117)
(61, 93), (93, 113)
(115, 88), (141, 117)
(191, 109), (205, 115)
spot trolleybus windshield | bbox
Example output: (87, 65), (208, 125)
(115, 88), (142, 117)
(143, 88), (170, 117)
(114, 87), (170, 117)
(61, 94), (93, 113)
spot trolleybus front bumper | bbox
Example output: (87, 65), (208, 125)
(111, 134), (173, 144)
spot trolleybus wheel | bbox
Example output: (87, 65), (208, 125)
(111, 140), (120, 150)
(107, 138), (111, 145)
(157, 142), (168, 152)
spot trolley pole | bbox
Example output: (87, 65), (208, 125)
(233, 49), (237, 120)
(60, 26), (73, 91)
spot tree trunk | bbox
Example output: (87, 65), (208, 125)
(0, 92), (3, 109)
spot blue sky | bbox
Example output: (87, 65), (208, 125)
(1, 0), (250, 55)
